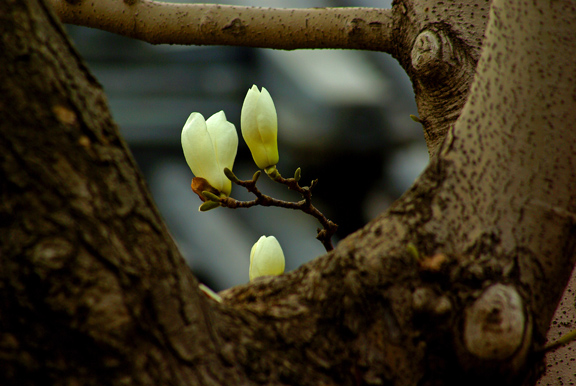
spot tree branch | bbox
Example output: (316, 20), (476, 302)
(48, 0), (394, 52)
(217, 169), (338, 252)
(4, 0), (576, 384)
(443, 0), (576, 337)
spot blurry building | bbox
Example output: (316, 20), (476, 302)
(66, 0), (428, 290)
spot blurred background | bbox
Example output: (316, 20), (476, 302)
(65, 0), (429, 291)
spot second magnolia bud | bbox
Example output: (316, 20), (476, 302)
(241, 85), (279, 170)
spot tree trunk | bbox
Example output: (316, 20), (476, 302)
(1, 0), (575, 385)
(0, 1), (216, 384)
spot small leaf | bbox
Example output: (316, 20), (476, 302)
(224, 167), (240, 183)
(293, 167), (302, 182)
(252, 170), (262, 182)
(410, 114), (422, 123)
(198, 283), (223, 303)
(202, 190), (221, 202)
(199, 201), (220, 212)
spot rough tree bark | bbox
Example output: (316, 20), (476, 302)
(1, 0), (575, 386)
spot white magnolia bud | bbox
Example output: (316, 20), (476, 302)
(241, 85), (279, 170)
(249, 235), (285, 281)
(181, 111), (238, 197)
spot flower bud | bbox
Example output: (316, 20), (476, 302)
(249, 235), (285, 281)
(181, 111), (238, 197)
(241, 85), (279, 170)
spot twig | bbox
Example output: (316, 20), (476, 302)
(217, 168), (338, 252)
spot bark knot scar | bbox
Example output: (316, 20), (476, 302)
(463, 284), (527, 360)
(411, 29), (456, 76)
(411, 30), (441, 71)
(347, 18), (366, 36)
(222, 18), (246, 36)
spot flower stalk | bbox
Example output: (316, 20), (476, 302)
(206, 168), (338, 252)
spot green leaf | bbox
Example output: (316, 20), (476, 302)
(410, 114), (422, 123)
(294, 167), (302, 182)
(202, 190), (221, 202)
(199, 201), (220, 212)
(224, 167), (240, 183)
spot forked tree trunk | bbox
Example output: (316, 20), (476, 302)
(1, 0), (575, 385)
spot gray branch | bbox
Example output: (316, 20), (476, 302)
(48, 0), (395, 52)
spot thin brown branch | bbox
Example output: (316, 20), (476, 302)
(48, 0), (394, 52)
(219, 169), (338, 251)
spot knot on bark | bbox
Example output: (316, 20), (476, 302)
(463, 284), (528, 360)
(411, 29), (456, 79)
(347, 18), (366, 36)
(222, 18), (246, 36)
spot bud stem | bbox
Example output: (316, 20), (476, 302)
(219, 167), (338, 252)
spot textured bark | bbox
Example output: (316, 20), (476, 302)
(390, 0), (489, 157)
(1, 0), (576, 385)
(538, 271), (576, 385)
(0, 1), (218, 383)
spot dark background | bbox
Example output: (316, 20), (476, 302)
(66, 0), (428, 290)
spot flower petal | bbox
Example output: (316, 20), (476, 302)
(182, 113), (217, 182)
(206, 111), (238, 196)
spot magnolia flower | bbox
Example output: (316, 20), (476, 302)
(249, 235), (285, 281)
(181, 111), (238, 198)
(241, 85), (279, 170)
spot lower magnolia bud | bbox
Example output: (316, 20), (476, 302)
(249, 235), (285, 281)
